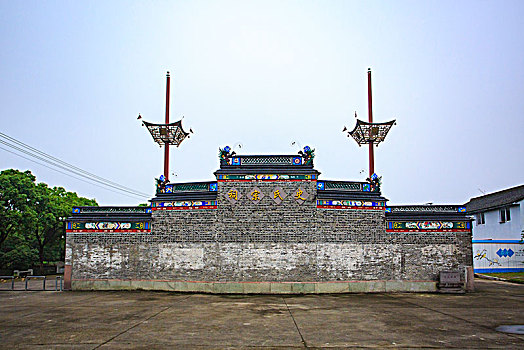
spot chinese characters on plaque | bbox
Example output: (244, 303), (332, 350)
(223, 187), (309, 205)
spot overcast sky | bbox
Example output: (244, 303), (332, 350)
(1, 0), (523, 206)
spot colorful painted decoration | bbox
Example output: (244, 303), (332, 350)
(219, 146), (235, 164)
(67, 221), (150, 232)
(496, 248), (515, 258)
(298, 146), (315, 165)
(152, 201), (218, 210)
(387, 206), (467, 213)
(316, 200), (385, 210)
(160, 182), (217, 194)
(386, 221), (470, 232)
(72, 207), (151, 214)
(155, 175), (168, 191)
(366, 173), (382, 192)
(216, 174), (316, 181)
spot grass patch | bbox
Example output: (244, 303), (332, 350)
(483, 272), (524, 284)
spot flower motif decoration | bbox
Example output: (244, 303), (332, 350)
(219, 145), (236, 163)
(366, 173), (382, 192)
(155, 174), (168, 191)
(298, 145), (315, 165)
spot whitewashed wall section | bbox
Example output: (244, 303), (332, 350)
(472, 240), (524, 272)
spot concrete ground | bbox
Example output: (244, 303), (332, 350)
(0, 279), (523, 349)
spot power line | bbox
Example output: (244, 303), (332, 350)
(0, 138), (148, 198)
(0, 132), (151, 199)
(0, 145), (147, 201)
(0, 132), (148, 196)
(0, 140), (149, 200)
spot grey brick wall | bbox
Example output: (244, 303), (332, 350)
(66, 178), (472, 284)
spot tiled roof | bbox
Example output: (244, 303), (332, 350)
(465, 184), (524, 213)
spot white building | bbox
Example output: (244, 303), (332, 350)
(466, 185), (524, 272)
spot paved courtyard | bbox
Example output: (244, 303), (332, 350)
(0, 279), (523, 349)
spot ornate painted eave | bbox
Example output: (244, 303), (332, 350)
(152, 181), (218, 201)
(68, 206), (152, 222)
(386, 205), (469, 221)
(215, 155), (320, 177)
(316, 180), (386, 201)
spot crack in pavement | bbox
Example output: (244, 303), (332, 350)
(282, 296), (308, 349)
(92, 294), (193, 349)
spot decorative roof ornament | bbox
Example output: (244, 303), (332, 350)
(366, 172), (382, 191)
(218, 145), (236, 165)
(298, 145), (315, 165)
(346, 118), (396, 147)
(155, 174), (168, 191)
(143, 120), (190, 148)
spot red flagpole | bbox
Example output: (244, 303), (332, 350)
(367, 68), (374, 178)
(164, 71), (170, 181)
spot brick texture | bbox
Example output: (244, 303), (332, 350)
(67, 178), (472, 284)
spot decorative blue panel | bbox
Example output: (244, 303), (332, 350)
(458, 206), (466, 212)
(497, 248), (515, 258)
(317, 182), (325, 190)
(292, 157), (302, 165)
(232, 157), (241, 165)
(363, 183), (371, 192)
(209, 183), (218, 191)
(385, 207), (392, 213)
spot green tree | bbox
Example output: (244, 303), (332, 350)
(29, 185), (96, 267)
(0, 169), (97, 269)
(0, 169), (36, 248)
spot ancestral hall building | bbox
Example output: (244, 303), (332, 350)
(65, 150), (473, 293)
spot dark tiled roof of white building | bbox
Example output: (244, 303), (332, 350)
(466, 184), (524, 213)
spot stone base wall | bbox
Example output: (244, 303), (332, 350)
(67, 238), (472, 285)
(71, 279), (438, 294)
